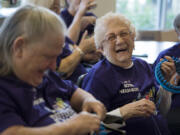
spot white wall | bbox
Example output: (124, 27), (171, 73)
(91, 0), (116, 17)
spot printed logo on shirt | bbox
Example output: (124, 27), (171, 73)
(135, 86), (156, 102)
(49, 97), (76, 123)
(144, 87), (156, 101)
(32, 90), (76, 123)
(119, 80), (139, 94)
(53, 98), (69, 109)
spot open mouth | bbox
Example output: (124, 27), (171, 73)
(116, 48), (127, 53)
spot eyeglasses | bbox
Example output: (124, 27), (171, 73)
(102, 30), (131, 43)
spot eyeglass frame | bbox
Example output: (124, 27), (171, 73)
(101, 30), (132, 44)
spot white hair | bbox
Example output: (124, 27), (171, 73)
(174, 14), (180, 33)
(0, 5), (66, 76)
(94, 12), (136, 49)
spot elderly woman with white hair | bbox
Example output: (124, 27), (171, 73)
(82, 12), (179, 135)
(0, 5), (106, 135)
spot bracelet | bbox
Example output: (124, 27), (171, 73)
(75, 46), (85, 56)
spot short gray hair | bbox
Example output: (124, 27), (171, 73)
(21, 0), (54, 9)
(94, 12), (136, 49)
(0, 5), (66, 76)
(174, 13), (180, 33)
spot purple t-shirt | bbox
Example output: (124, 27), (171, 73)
(60, 8), (96, 44)
(153, 42), (180, 109)
(82, 58), (170, 135)
(0, 70), (77, 133)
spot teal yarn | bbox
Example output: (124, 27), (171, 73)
(155, 57), (180, 93)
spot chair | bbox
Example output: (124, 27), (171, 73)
(76, 73), (87, 88)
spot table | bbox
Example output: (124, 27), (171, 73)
(133, 41), (176, 64)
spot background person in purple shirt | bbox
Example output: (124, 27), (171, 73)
(60, 0), (102, 66)
(0, 5), (106, 135)
(82, 12), (180, 135)
(61, 0), (97, 43)
(153, 13), (180, 135)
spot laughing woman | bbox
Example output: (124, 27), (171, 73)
(82, 12), (179, 135)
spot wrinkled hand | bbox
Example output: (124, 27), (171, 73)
(169, 73), (180, 85)
(120, 99), (156, 120)
(82, 98), (106, 120)
(78, 0), (97, 15)
(81, 16), (96, 31)
(79, 33), (96, 54)
(67, 111), (101, 135)
(83, 50), (102, 63)
(160, 56), (176, 82)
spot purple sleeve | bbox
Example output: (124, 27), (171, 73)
(0, 90), (26, 133)
(60, 8), (73, 28)
(152, 43), (179, 71)
(46, 71), (78, 99)
(62, 79), (78, 97)
(82, 70), (112, 111)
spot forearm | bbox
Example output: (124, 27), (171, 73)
(1, 126), (54, 135)
(57, 50), (83, 78)
(1, 122), (76, 135)
(67, 11), (83, 43)
(157, 86), (172, 116)
(67, 4), (86, 43)
(70, 88), (95, 112)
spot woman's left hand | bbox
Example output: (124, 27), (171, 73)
(160, 56), (176, 82)
(82, 98), (106, 120)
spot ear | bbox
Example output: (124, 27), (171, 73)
(130, 33), (135, 40)
(98, 45), (103, 52)
(98, 45), (106, 56)
(12, 36), (25, 58)
(132, 42), (135, 50)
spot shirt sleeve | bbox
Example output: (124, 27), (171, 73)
(0, 90), (26, 133)
(46, 71), (78, 99)
(62, 79), (78, 97)
(82, 71), (112, 111)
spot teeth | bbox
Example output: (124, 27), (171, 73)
(116, 49), (126, 52)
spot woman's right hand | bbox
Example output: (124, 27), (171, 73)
(81, 16), (96, 31)
(79, 32), (96, 54)
(120, 99), (156, 120)
(82, 50), (102, 63)
(67, 111), (101, 135)
(78, 0), (97, 16)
